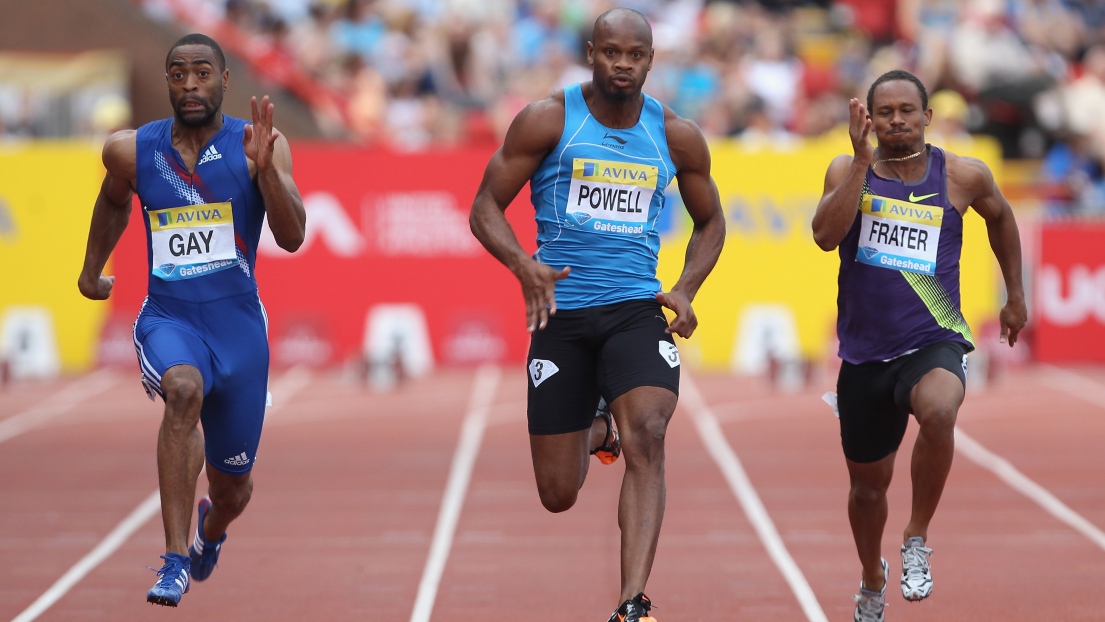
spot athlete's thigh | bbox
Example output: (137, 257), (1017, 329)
(597, 299), (680, 404)
(134, 302), (215, 399)
(198, 295), (270, 475)
(527, 310), (600, 436)
(894, 340), (968, 414)
(837, 359), (909, 464)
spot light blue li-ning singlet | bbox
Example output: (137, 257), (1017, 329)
(529, 83), (676, 310)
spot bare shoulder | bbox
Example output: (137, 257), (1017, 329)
(945, 150), (994, 192)
(821, 153), (858, 190)
(102, 130), (137, 180)
(663, 105), (709, 171)
(503, 90), (565, 155)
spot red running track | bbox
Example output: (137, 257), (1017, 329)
(1, 363), (1104, 621)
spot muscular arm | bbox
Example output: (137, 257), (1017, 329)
(246, 96), (305, 252)
(469, 96), (566, 332)
(662, 113), (725, 337)
(78, 131), (137, 300)
(812, 98), (875, 251)
(812, 155), (868, 251)
(952, 155), (1027, 345)
(257, 132), (305, 252)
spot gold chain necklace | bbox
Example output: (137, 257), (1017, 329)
(871, 147), (926, 169)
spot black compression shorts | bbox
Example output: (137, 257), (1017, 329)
(837, 340), (969, 463)
(526, 298), (681, 435)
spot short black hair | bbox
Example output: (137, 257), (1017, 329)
(166, 33), (226, 72)
(867, 69), (928, 112)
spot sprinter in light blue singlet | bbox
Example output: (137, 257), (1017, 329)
(78, 34), (305, 608)
(469, 9), (726, 620)
(530, 82), (675, 310)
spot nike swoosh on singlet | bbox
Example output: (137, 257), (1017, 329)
(908, 191), (939, 203)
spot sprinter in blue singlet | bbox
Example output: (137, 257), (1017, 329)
(812, 70), (1026, 622)
(77, 34), (305, 608)
(469, 9), (725, 621)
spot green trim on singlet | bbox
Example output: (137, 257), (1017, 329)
(900, 271), (975, 345)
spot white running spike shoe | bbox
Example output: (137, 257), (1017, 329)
(901, 536), (934, 601)
(854, 558), (889, 622)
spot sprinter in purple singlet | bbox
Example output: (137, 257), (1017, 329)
(812, 70), (1026, 622)
(77, 34), (305, 608)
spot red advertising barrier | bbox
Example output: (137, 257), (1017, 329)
(109, 145), (537, 369)
(1035, 219), (1105, 362)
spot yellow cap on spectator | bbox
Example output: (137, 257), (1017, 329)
(929, 89), (967, 123)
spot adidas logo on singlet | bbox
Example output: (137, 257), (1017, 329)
(198, 145), (222, 166)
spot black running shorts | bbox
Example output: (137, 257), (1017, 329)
(837, 340), (969, 463)
(526, 298), (681, 435)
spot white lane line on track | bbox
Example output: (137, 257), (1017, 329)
(1039, 364), (1105, 411)
(264, 365), (316, 424)
(0, 369), (118, 445)
(410, 364), (500, 622)
(680, 374), (829, 622)
(11, 491), (162, 622)
(955, 427), (1105, 551)
(10, 366), (313, 622)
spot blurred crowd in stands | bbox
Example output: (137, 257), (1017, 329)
(5, 0), (1105, 213)
(140, 0), (1105, 213)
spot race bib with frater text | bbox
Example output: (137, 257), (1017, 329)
(857, 194), (942, 275)
(147, 201), (237, 280)
(565, 158), (658, 236)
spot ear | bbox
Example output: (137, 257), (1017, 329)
(586, 41), (594, 66)
(223, 69), (230, 91)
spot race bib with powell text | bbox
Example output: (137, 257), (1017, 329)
(566, 158), (658, 236)
(147, 202), (237, 280)
(857, 194), (942, 275)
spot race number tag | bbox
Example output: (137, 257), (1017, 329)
(857, 194), (942, 275)
(147, 202), (237, 280)
(566, 158), (658, 236)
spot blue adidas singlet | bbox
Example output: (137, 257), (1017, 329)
(530, 83), (676, 310)
(836, 145), (975, 364)
(136, 116), (266, 302)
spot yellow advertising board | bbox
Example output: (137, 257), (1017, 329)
(657, 132), (1002, 370)
(0, 142), (105, 372)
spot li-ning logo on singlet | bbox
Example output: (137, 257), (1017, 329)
(602, 132), (628, 148)
(566, 159), (658, 235)
(197, 145), (222, 166)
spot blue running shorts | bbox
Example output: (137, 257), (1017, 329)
(133, 292), (270, 474)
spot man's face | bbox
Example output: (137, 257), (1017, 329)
(588, 22), (653, 101)
(166, 44), (227, 128)
(869, 80), (931, 151)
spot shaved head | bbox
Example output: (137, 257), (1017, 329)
(592, 7), (652, 48)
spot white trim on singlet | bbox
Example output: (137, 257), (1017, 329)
(541, 115), (671, 259)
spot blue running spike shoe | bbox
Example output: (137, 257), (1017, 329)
(147, 553), (190, 607)
(188, 496), (227, 581)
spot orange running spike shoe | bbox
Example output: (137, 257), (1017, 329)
(607, 592), (656, 622)
(590, 399), (620, 465)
